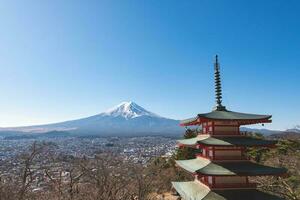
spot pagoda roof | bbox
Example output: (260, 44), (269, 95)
(180, 110), (272, 126)
(172, 181), (283, 200)
(175, 157), (286, 176)
(177, 135), (276, 147)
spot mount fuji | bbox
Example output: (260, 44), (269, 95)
(1, 102), (183, 136)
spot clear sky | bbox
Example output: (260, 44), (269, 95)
(0, 0), (299, 130)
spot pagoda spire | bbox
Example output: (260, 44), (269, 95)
(213, 55), (226, 111)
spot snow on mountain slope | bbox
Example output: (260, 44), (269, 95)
(1, 102), (182, 136)
(2, 101), (286, 136)
(101, 101), (160, 119)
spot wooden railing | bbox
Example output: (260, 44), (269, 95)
(213, 155), (249, 161)
(211, 182), (257, 189)
(196, 154), (249, 161)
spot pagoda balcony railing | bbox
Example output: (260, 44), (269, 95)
(196, 154), (249, 161)
(211, 182), (257, 189)
(200, 179), (257, 189)
(198, 131), (250, 136)
(213, 155), (249, 161)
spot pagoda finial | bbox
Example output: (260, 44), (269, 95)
(213, 55), (226, 111)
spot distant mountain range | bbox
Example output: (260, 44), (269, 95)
(0, 102), (182, 137)
(286, 125), (300, 133)
(240, 127), (281, 136)
(0, 101), (298, 137)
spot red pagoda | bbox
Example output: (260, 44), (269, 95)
(172, 56), (286, 200)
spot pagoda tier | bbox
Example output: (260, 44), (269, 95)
(172, 181), (283, 200)
(180, 110), (272, 126)
(175, 157), (286, 176)
(172, 56), (287, 200)
(177, 134), (276, 147)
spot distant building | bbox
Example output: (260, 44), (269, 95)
(172, 56), (286, 200)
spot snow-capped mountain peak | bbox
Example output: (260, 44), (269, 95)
(102, 101), (160, 119)
(0, 101), (181, 135)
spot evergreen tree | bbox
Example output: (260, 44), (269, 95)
(175, 128), (200, 160)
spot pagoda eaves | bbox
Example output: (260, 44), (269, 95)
(176, 157), (287, 176)
(180, 110), (272, 126)
(177, 134), (277, 147)
(172, 55), (286, 200)
(172, 181), (283, 200)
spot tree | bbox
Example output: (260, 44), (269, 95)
(183, 128), (198, 139)
(249, 137), (300, 200)
(174, 128), (200, 160)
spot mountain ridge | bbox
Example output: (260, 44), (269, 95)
(0, 102), (182, 136)
(0, 101), (297, 136)
(286, 125), (300, 133)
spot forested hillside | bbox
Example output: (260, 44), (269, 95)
(0, 132), (299, 200)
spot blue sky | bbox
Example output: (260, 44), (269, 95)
(0, 0), (299, 130)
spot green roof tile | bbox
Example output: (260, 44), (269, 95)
(197, 110), (271, 120)
(172, 181), (210, 200)
(180, 110), (271, 125)
(172, 181), (283, 200)
(176, 157), (287, 176)
(177, 135), (276, 147)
